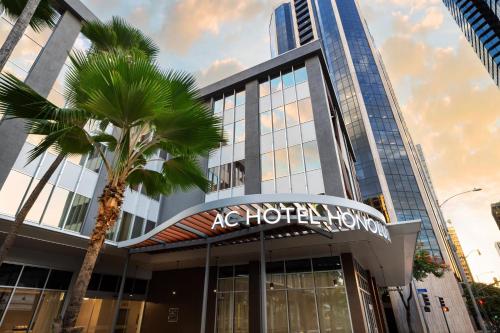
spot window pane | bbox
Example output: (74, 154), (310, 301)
(274, 149), (289, 178)
(145, 220), (156, 233)
(117, 212), (133, 241)
(0, 170), (32, 217)
(0, 288), (13, 322)
(285, 102), (299, 127)
(288, 289), (319, 332)
(260, 111), (272, 135)
(219, 163), (232, 190)
(25, 180), (53, 223)
(46, 270), (73, 290)
(235, 105), (245, 121)
(216, 292), (233, 332)
(282, 70), (295, 89)
(294, 66), (308, 84)
(42, 187), (71, 228)
(234, 120), (245, 143)
(0, 289), (42, 332)
(0, 264), (22, 286)
(233, 160), (245, 187)
(267, 290), (288, 333)
(214, 98), (223, 114)
(303, 141), (321, 171)
(75, 298), (118, 333)
(224, 94), (235, 110)
(18, 266), (49, 288)
(63, 194), (90, 232)
(234, 292), (249, 333)
(261, 153), (274, 181)
(289, 145), (304, 174)
(223, 124), (234, 146)
(270, 75), (282, 93)
(259, 81), (270, 97)
(208, 167), (219, 192)
(235, 91), (245, 106)
(298, 98), (313, 123)
(31, 291), (65, 333)
(131, 216), (144, 238)
(272, 107), (286, 131)
(316, 288), (352, 332)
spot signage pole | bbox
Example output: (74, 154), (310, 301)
(260, 230), (268, 333)
(441, 307), (451, 333)
(200, 243), (211, 333)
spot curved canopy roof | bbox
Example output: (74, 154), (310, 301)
(118, 194), (391, 252)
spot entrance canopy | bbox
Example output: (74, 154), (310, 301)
(118, 194), (421, 286)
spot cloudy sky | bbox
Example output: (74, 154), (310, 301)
(80, 0), (500, 282)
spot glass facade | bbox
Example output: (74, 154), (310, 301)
(215, 265), (249, 333)
(271, 0), (444, 260)
(259, 66), (324, 195)
(207, 90), (246, 202)
(266, 257), (352, 333)
(0, 263), (71, 332)
(334, 0), (442, 259)
(443, 0), (500, 86)
(271, 3), (297, 57)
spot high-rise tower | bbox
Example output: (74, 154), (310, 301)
(270, 1), (475, 331)
(442, 0), (500, 87)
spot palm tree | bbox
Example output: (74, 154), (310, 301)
(0, 17), (159, 267)
(55, 52), (223, 331)
(0, 0), (58, 71)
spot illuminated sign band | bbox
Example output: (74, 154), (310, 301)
(212, 203), (391, 242)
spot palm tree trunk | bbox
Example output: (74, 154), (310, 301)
(61, 182), (125, 333)
(0, 153), (64, 266)
(0, 0), (43, 72)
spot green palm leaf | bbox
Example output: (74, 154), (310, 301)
(0, 0), (57, 32)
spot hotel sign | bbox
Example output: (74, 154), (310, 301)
(211, 204), (391, 242)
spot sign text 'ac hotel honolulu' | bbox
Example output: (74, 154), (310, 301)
(211, 205), (391, 242)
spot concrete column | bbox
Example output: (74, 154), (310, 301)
(341, 253), (368, 333)
(0, 10), (82, 188)
(244, 80), (261, 194)
(305, 56), (345, 197)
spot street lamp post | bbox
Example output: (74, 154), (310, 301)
(437, 188), (487, 332)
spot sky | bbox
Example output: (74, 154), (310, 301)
(79, 0), (500, 283)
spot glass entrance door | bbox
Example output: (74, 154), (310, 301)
(266, 257), (352, 333)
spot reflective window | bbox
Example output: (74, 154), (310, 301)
(131, 216), (144, 238)
(0, 170), (31, 217)
(233, 160), (245, 187)
(0, 264), (22, 286)
(261, 153), (275, 181)
(303, 141), (321, 171)
(289, 145), (304, 174)
(260, 112), (272, 135)
(224, 94), (235, 110)
(0, 289), (42, 331)
(284, 102), (299, 127)
(215, 266), (249, 333)
(63, 193), (90, 232)
(235, 91), (245, 106)
(274, 149), (289, 178)
(259, 81), (270, 97)
(214, 98), (224, 114)
(270, 75), (282, 93)
(145, 220), (156, 234)
(294, 66), (308, 84)
(282, 70), (295, 89)
(42, 187), (71, 228)
(234, 120), (245, 143)
(18, 266), (49, 288)
(208, 166), (220, 192)
(219, 163), (232, 190)
(117, 212), (133, 241)
(224, 124), (234, 146)
(298, 98), (314, 123)
(272, 107), (286, 131)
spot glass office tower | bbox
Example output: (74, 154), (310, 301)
(270, 1), (476, 331)
(271, 0), (443, 260)
(269, 3), (297, 57)
(442, 0), (500, 86)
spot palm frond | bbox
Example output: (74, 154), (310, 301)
(81, 16), (159, 60)
(0, 0), (58, 32)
